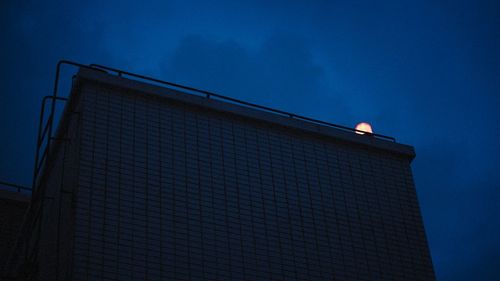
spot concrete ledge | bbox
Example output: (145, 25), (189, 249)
(75, 68), (416, 159)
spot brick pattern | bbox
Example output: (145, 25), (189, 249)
(71, 82), (435, 280)
(0, 196), (29, 273)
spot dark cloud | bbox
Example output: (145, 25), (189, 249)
(160, 34), (350, 121)
(1, 1), (499, 279)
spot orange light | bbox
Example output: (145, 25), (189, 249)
(355, 122), (373, 135)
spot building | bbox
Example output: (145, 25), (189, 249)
(4, 62), (435, 280)
(0, 185), (30, 274)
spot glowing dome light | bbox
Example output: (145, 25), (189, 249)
(355, 122), (373, 135)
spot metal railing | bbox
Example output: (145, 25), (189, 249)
(7, 59), (396, 196)
(0, 180), (31, 193)
(32, 60), (396, 192)
(89, 63), (396, 142)
(32, 96), (68, 191)
(31, 61), (104, 192)
(4, 60), (398, 280)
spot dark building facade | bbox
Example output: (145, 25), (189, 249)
(0, 188), (30, 273)
(4, 65), (435, 280)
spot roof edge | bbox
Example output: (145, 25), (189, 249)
(76, 67), (416, 159)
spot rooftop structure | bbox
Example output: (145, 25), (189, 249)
(3, 61), (435, 281)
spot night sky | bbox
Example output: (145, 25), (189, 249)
(1, 1), (499, 279)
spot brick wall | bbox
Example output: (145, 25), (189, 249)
(8, 68), (435, 280)
(0, 189), (29, 274)
(69, 74), (435, 280)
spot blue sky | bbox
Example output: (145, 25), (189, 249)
(1, 0), (499, 279)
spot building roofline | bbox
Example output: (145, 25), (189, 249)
(75, 67), (416, 159)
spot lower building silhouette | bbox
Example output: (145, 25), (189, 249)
(3, 62), (435, 280)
